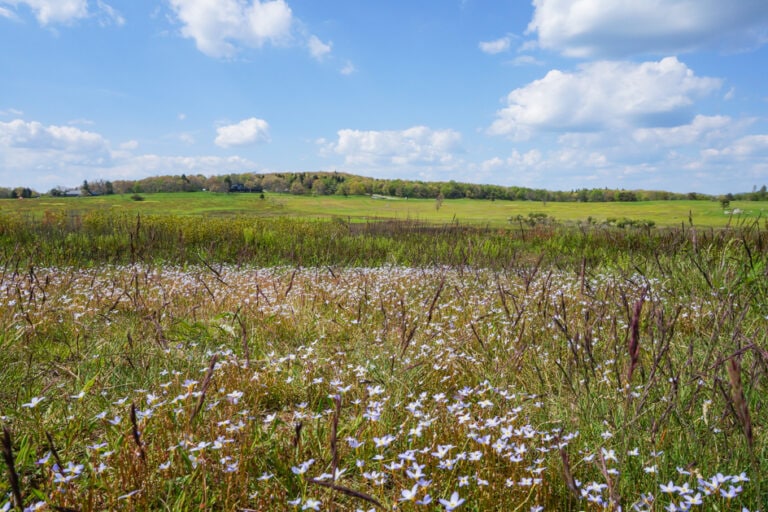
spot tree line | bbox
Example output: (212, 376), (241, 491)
(2, 172), (767, 202)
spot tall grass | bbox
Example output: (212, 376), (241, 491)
(0, 211), (766, 510)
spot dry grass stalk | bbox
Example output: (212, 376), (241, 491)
(330, 395), (342, 482)
(293, 421), (303, 451)
(559, 443), (579, 499)
(46, 431), (64, 469)
(308, 478), (385, 510)
(130, 403), (146, 462)
(597, 449), (620, 511)
(2, 426), (23, 510)
(190, 354), (219, 426)
(626, 299), (643, 385)
(726, 355), (754, 449)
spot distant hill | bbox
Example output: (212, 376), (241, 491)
(3, 172), (767, 203)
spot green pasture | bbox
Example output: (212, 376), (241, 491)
(2, 192), (766, 227)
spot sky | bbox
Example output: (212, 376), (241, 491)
(1, 0), (768, 195)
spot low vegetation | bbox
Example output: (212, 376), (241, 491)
(0, 203), (766, 510)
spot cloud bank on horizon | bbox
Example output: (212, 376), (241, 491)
(1, 0), (767, 194)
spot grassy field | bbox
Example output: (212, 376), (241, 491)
(1, 195), (766, 510)
(2, 192), (766, 227)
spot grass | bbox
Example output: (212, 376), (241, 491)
(2, 192), (766, 227)
(0, 202), (766, 510)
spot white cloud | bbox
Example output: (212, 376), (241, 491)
(119, 140), (138, 150)
(632, 115), (733, 147)
(167, 0), (293, 58)
(95, 0), (124, 26)
(0, 108), (24, 117)
(178, 133), (195, 145)
(0, 119), (112, 188)
(489, 57), (721, 139)
(479, 36), (511, 54)
(704, 134), (768, 159)
(340, 60), (356, 75)
(214, 117), (270, 148)
(0, 6), (16, 19)
(0, 119), (108, 154)
(308, 34), (331, 60)
(509, 55), (543, 66)
(328, 126), (462, 167)
(0, 0), (122, 26)
(0, 117), (262, 189)
(528, 0), (768, 58)
(0, 0), (87, 25)
(110, 154), (258, 179)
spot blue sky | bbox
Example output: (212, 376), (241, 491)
(1, 0), (767, 194)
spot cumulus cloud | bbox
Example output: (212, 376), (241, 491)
(528, 0), (768, 58)
(489, 57), (721, 139)
(327, 126), (462, 167)
(0, 117), (261, 190)
(308, 34), (331, 60)
(479, 36), (511, 54)
(0, 0), (122, 26)
(167, 0), (293, 58)
(0, 0), (87, 25)
(632, 115), (734, 147)
(214, 117), (270, 148)
(0, 119), (109, 154)
(703, 134), (768, 159)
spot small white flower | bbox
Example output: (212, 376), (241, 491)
(22, 396), (44, 409)
(439, 491), (465, 511)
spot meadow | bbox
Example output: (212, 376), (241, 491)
(0, 196), (766, 511)
(2, 191), (766, 227)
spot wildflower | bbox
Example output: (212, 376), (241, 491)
(417, 494), (432, 505)
(302, 499), (321, 511)
(406, 463), (426, 480)
(684, 493), (703, 506)
(432, 444), (454, 459)
(226, 390), (244, 404)
(400, 483), (420, 502)
(439, 491), (465, 511)
(373, 434), (395, 448)
(346, 437), (364, 449)
(21, 396), (44, 408)
(660, 481), (677, 494)
(292, 459), (315, 475)
(720, 485), (742, 499)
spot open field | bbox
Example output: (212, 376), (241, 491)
(2, 192), (767, 227)
(1, 202), (767, 510)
